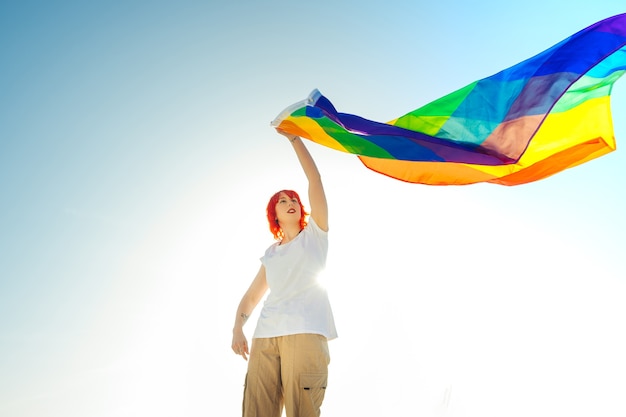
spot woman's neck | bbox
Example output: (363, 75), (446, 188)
(280, 225), (302, 244)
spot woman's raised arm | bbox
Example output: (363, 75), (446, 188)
(277, 130), (328, 231)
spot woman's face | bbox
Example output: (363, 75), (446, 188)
(275, 192), (301, 224)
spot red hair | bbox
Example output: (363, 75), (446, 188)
(266, 190), (308, 240)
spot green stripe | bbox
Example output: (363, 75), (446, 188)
(392, 82), (477, 132)
(551, 70), (625, 113)
(314, 116), (395, 158)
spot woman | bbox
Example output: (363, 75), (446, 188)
(231, 130), (337, 417)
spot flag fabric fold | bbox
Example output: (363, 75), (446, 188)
(271, 13), (626, 185)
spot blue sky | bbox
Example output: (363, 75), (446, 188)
(1, 1), (625, 416)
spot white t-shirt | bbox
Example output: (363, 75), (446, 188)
(253, 217), (337, 340)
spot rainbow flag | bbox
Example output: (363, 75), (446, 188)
(271, 14), (626, 186)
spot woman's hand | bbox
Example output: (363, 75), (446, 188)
(231, 328), (249, 361)
(275, 128), (298, 142)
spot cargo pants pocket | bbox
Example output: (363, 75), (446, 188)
(300, 373), (327, 417)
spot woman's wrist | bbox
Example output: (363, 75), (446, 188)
(289, 135), (299, 143)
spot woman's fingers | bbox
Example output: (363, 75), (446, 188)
(232, 340), (249, 361)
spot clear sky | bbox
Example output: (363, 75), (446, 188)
(1, 1), (625, 416)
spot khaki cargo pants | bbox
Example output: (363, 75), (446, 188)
(242, 333), (330, 417)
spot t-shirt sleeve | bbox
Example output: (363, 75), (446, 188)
(307, 216), (328, 239)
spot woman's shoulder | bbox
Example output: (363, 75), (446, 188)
(305, 216), (328, 237)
